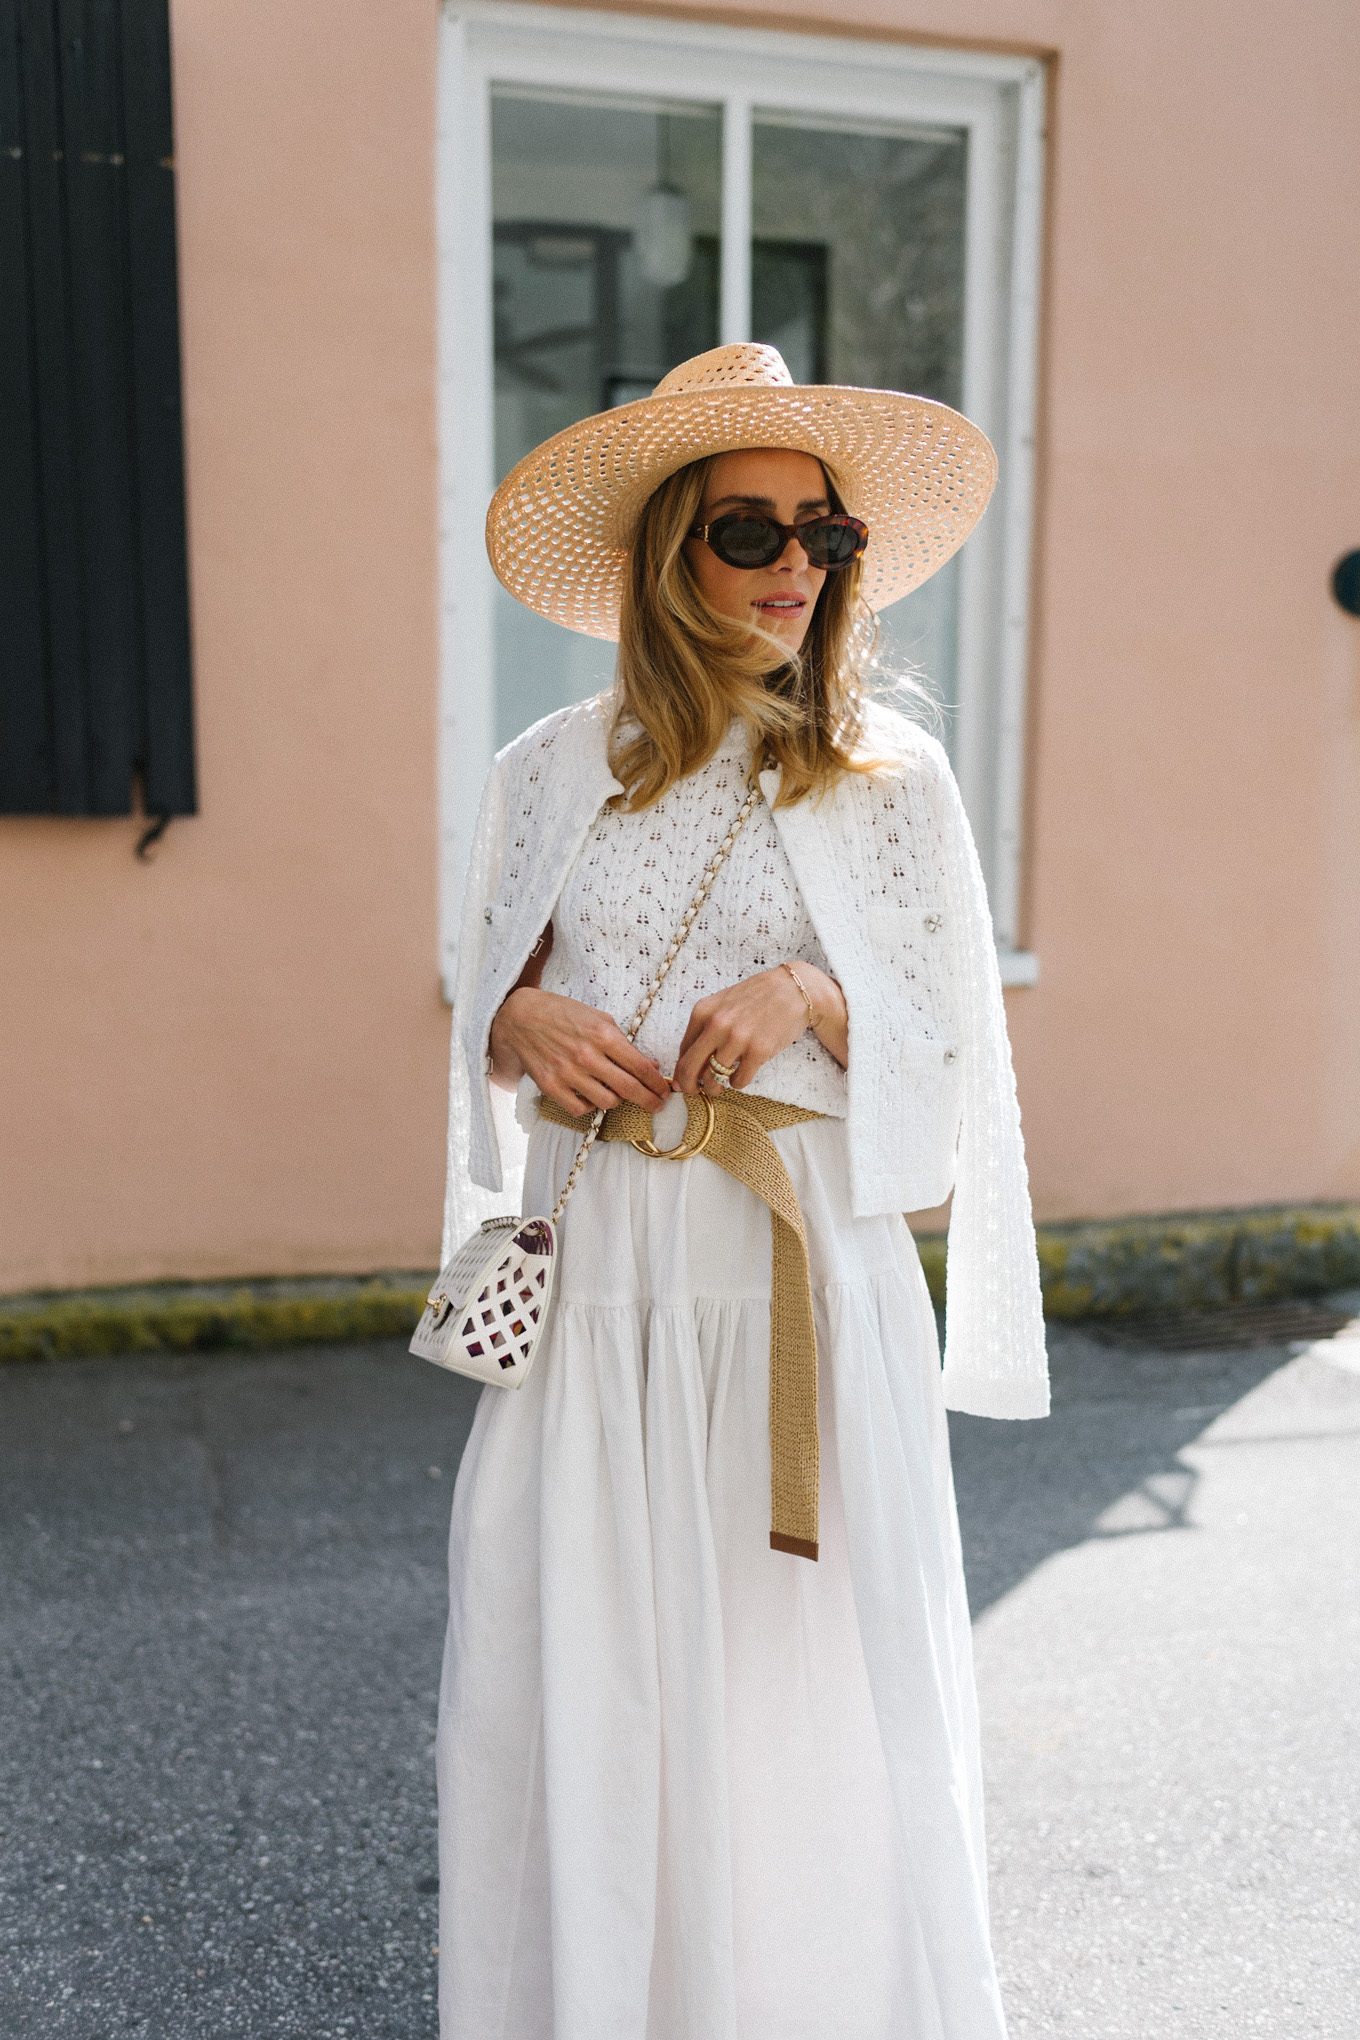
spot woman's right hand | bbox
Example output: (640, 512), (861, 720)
(490, 986), (674, 1117)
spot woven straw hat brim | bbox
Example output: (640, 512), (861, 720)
(485, 382), (997, 642)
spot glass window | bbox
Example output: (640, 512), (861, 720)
(439, 9), (1044, 978)
(490, 89), (722, 746)
(752, 113), (968, 729)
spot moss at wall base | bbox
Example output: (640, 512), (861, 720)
(1019, 1201), (1360, 1318)
(3, 1202), (1360, 1362)
(0, 1274), (430, 1364)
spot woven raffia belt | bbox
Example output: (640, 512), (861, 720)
(536, 1087), (828, 1561)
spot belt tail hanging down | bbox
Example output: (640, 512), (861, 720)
(536, 1088), (825, 1560)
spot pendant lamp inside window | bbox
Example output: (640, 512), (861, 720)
(635, 114), (693, 288)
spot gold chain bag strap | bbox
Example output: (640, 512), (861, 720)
(410, 770), (765, 1387)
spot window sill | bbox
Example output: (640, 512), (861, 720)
(999, 948), (1039, 988)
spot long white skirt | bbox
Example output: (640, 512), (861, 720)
(435, 1089), (1011, 2040)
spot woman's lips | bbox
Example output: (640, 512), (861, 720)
(752, 596), (807, 614)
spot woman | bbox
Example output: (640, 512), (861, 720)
(434, 342), (1049, 2040)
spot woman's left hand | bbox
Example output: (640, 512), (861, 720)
(672, 963), (847, 1094)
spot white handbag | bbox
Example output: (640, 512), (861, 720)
(410, 773), (763, 1388)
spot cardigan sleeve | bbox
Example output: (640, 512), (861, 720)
(928, 742), (1051, 1418)
(440, 755), (525, 1265)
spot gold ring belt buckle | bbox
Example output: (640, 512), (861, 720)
(628, 1090), (716, 1160)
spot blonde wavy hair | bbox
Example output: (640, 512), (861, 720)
(607, 450), (942, 812)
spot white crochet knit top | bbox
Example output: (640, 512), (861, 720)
(514, 713), (845, 1133)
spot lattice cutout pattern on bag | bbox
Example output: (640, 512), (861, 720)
(412, 1215), (558, 1382)
(455, 1219), (554, 1370)
(462, 1249), (551, 1366)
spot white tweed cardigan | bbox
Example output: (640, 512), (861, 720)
(441, 688), (1050, 1421)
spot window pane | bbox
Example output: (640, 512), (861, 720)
(751, 115), (969, 736)
(490, 90), (722, 746)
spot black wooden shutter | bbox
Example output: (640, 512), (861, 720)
(0, 0), (195, 817)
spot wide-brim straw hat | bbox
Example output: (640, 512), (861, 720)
(484, 341), (997, 642)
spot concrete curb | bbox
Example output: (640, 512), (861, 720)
(3, 1203), (1359, 1361)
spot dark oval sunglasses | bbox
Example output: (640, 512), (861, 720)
(687, 510), (869, 573)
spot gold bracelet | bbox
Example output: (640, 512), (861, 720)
(779, 960), (819, 1032)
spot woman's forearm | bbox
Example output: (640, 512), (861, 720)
(487, 921), (553, 1091)
(488, 989), (531, 1091)
(798, 962), (849, 1069)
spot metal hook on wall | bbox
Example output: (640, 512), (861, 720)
(135, 815), (172, 859)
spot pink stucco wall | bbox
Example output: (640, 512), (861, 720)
(2, 0), (1357, 1293)
(1, 0), (444, 1289)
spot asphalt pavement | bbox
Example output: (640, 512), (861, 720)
(3, 1301), (1357, 2038)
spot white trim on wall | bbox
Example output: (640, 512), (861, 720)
(436, 0), (1045, 998)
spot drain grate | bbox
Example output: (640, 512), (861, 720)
(1086, 1297), (1357, 1352)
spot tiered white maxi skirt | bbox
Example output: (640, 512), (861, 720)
(435, 1089), (1011, 2040)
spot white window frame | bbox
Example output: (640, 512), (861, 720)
(436, 0), (1045, 996)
